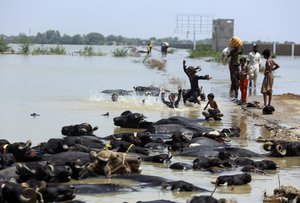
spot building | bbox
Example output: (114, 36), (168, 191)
(212, 19), (234, 51)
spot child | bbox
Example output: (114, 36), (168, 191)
(203, 93), (223, 120)
(261, 49), (280, 106)
(161, 86), (182, 108)
(239, 57), (249, 104)
(182, 60), (211, 104)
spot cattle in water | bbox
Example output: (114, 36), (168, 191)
(113, 111), (152, 128)
(263, 141), (300, 157)
(0, 140), (41, 162)
(213, 173), (252, 186)
(61, 123), (98, 136)
(161, 180), (210, 192)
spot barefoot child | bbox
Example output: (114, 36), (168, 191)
(261, 49), (280, 106)
(203, 93), (223, 120)
(239, 57), (249, 104)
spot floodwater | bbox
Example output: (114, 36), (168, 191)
(0, 45), (299, 202)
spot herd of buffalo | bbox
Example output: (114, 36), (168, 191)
(1, 110), (300, 203)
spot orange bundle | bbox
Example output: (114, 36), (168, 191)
(229, 36), (243, 48)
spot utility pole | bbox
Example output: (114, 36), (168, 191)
(175, 13), (213, 50)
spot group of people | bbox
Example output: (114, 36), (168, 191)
(111, 43), (280, 120)
(161, 60), (221, 120)
(228, 44), (280, 107)
(144, 42), (170, 58)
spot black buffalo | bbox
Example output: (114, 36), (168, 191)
(113, 111), (152, 128)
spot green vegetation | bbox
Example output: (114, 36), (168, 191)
(0, 36), (11, 53)
(49, 45), (66, 55)
(111, 48), (129, 57)
(188, 44), (222, 63)
(18, 34), (31, 54)
(79, 46), (106, 56)
(2, 30), (196, 46)
(31, 46), (50, 55)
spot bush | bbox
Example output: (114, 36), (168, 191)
(49, 45), (66, 55)
(32, 46), (50, 55)
(188, 44), (222, 63)
(111, 48), (129, 57)
(0, 36), (10, 53)
(18, 34), (31, 54)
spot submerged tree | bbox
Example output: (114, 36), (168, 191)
(18, 34), (31, 54)
(0, 35), (11, 53)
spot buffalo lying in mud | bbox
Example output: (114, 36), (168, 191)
(263, 140), (300, 157)
(61, 123), (98, 136)
(0, 140), (41, 162)
(113, 110), (152, 128)
(212, 173), (252, 186)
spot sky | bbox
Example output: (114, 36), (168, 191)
(1, 0), (300, 43)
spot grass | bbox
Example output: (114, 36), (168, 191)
(111, 48), (129, 57)
(49, 45), (66, 55)
(188, 44), (222, 63)
(79, 46), (106, 56)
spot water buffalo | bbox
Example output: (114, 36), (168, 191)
(103, 132), (152, 148)
(187, 195), (219, 203)
(263, 141), (300, 157)
(61, 123), (98, 136)
(213, 173), (252, 186)
(113, 111), (152, 128)
(141, 153), (172, 163)
(74, 183), (137, 194)
(161, 180), (210, 192)
(133, 85), (160, 96)
(193, 157), (232, 170)
(169, 162), (193, 170)
(16, 161), (72, 183)
(146, 116), (214, 135)
(110, 140), (150, 155)
(0, 140), (42, 162)
(0, 152), (15, 170)
(101, 89), (134, 96)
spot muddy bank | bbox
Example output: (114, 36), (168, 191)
(242, 93), (300, 142)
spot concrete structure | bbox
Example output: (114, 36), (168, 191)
(212, 19), (234, 51)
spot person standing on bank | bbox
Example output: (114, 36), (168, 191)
(239, 57), (249, 104)
(248, 44), (261, 89)
(228, 47), (243, 97)
(261, 49), (280, 106)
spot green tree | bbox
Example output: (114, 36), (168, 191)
(85, 32), (105, 45)
(18, 34), (31, 54)
(0, 35), (11, 53)
(72, 34), (83, 44)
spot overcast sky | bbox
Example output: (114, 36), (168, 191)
(1, 0), (299, 43)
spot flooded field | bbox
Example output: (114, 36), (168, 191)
(0, 45), (299, 202)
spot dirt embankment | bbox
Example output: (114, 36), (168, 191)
(243, 93), (300, 142)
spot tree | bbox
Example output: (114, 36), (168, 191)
(85, 32), (105, 45)
(0, 35), (10, 53)
(71, 34), (83, 44)
(18, 34), (31, 54)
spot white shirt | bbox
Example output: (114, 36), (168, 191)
(248, 51), (261, 76)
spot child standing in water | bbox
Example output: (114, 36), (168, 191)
(239, 57), (249, 104)
(261, 49), (280, 106)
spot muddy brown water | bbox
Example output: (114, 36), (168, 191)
(0, 45), (299, 202)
